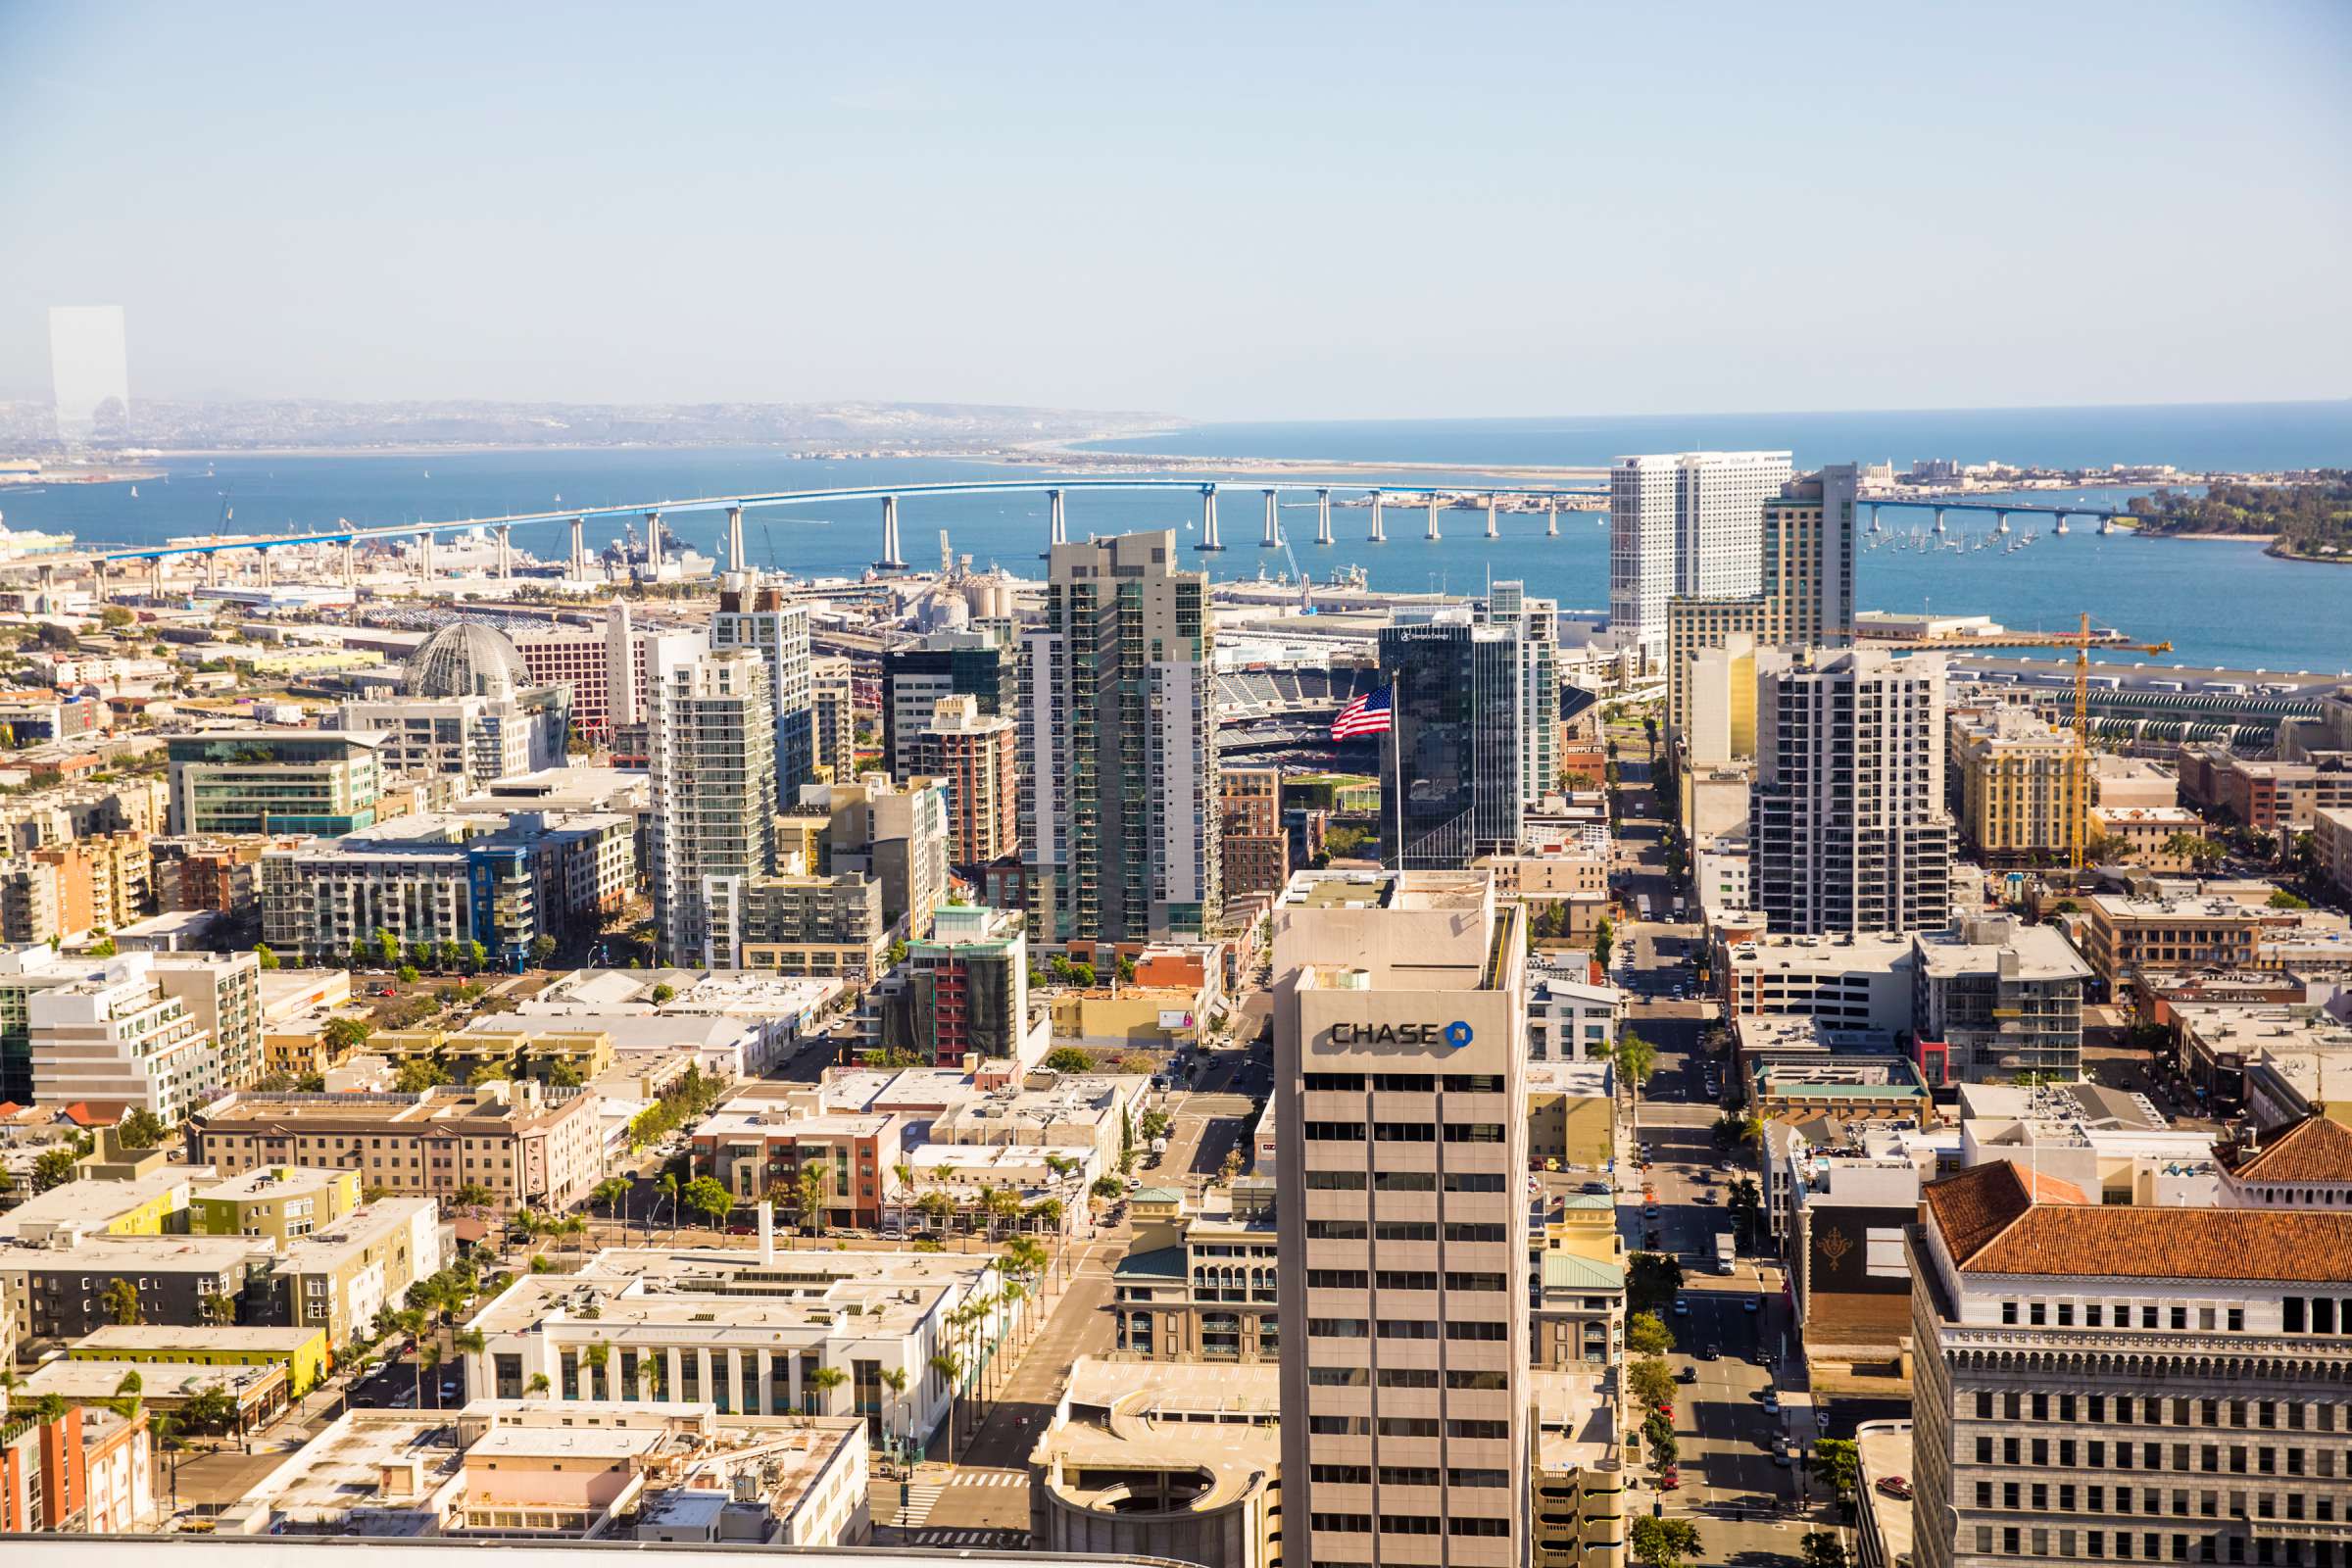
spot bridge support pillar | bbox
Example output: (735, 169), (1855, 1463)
(207, 550), (220, 588)
(645, 512), (664, 574)
(726, 507), (747, 574)
(570, 517), (588, 581)
(1425, 495), (1442, 542)
(1368, 491), (1386, 544)
(2053, 511), (2070, 535)
(1049, 489), (1066, 549)
(1196, 486), (1224, 551)
(1868, 504), (1883, 535)
(419, 530), (434, 579)
(89, 561), (105, 605)
(1546, 501), (1559, 537)
(496, 525), (513, 579)
(1315, 489), (1333, 546)
(878, 496), (907, 569)
(1260, 489), (1281, 549)
(1485, 496), (1499, 539)
(1933, 509), (1946, 537)
(259, 548), (272, 590)
(344, 540), (358, 590)
(150, 557), (164, 599)
(1994, 510), (2011, 537)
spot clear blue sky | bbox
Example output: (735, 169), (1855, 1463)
(3, 1), (2346, 419)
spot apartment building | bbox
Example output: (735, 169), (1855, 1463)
(1487, 580), (1561, 806)
(188, 1080), (602, 1210)
(1274, 868), (1531, 1568)
(1751, 647), (1954, 938)
(1219, 765), (1292, 902)
(650, 649), (778, 968)
(1951, 706), (2084, 864)
(1022, 531), (1219, 945)
(738, 871), (889, 981)
(2179, 747), (2352, 836)
(192, 1164), (364, 1245)
(2322, 807), (2352, 903)
(1912, 914), (2094, 1084)
(1527, 963), (1622, 1062)
(27, 951), (222, 1121)
(266, 1197), (442, 1347)
(867, 904), (1035, 1067)
(0, 1233), (268, 1340)
(882, 627), (1016, 782)
(166, 729), (386, 837)
(809, 654), (858, 781)
(691, 1105), (904, 1225)
(1721, 933), (1918, 1034)
(1911, 1159), (2352, 1568)
(2089, 805), (2210, 872)
(911, 696), (1017, 867)
(710, 574), (816, 797)
(805, 775), (950, 943)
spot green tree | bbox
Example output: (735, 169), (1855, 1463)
(375, 929), (401, 968)
(254, 943), (281, 970)
(928, 1348), (965, 1459)
(1592, 915), (1614, 968)
(1044, 1046), (1096, 1074)
(324, 1016), (370, 1056)
(1138, 1108), (1173, 1142)
(1116, 955), (1137, 984)
(397, 963), (420, 984)
(1627, 1310), (1675, 1357)
(649, 983), (676, 1004)
(115, 1107), (172, 1150)
(2270, 889), (2312, 908)
(682, 1175), (734, 1231)
(1728, 1176), (1762, 1245)
(1801, 1533), (1851, 1568)
(31, 1147), (77, 1193)
(1091, 1174), (1122, 1201)
(177, 1388), (234, 1434)
(1813, 1437), (1862, 1496)
(795, 1162), (831, 1234)
(394, 1056), (449, 1094)
(1629, 1356), (1678, 1412)
(593, 1176), (631, 1226)
(529, 934), (559, 967)
(102, 1278), (143, 1326)
(1630, 1516), (1702, 1568)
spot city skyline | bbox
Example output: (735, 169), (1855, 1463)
(3, 4), (2347, 417)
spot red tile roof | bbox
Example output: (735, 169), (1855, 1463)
(2224, 1116), (2352, 1185)
(1922, 1161), (2088, 1268)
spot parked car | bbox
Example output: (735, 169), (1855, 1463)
(1676, 1365), (1696, 1384)
(1656, 1467), (1682, 1492)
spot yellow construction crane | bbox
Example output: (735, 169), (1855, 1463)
(1893, 612), (2174, 871)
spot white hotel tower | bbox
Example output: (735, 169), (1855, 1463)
(1608, 449), (1793, 662)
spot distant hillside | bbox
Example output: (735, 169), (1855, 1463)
(2127, 471), (2352, 559)
(0, 398), (1186, 453)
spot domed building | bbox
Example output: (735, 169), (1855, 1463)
(406, 621), (531, 701)
(337, 618), (572, 785)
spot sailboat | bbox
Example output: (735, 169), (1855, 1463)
(128, 484), (138, 497)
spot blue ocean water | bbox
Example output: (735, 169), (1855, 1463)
(1083, 400), (2352, 475)
(1, 411), (2345, 676)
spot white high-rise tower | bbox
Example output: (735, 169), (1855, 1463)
(1608, 450), (1792, 661)
(651, 649), (777, 967)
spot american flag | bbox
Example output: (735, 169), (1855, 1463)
(1330, 683), (1394, 741)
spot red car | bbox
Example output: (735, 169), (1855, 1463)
(1657, 1467), (1682, 1492)
(1877, 1475), (1913, 1499)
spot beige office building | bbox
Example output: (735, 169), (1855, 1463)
(1274, 868), (1530, 1568)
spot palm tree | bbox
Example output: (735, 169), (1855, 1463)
(878, 1366), (910, 1465)
(806, 1364), (848, 1415)
(1000, 1279), (1030, 1351)
(638, 1355), (667, 1403)
(657, 1172), (679, 1243)
(563, 1212), (590, 1258)
(582, 1342), (611, 1400)
(892, 1161), (916, 1232)
(526, 1372), (551, 1397)
(795, 1162), (831, 1236)
(592, 1176), (631, 1234)
(927, 1349), (965, 1461)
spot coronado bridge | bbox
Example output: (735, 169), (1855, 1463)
(5, 475), (1611, 592)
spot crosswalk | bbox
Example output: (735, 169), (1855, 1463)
(904, 1528), (1028, 1549)
(891, 1469), (1027, 1527)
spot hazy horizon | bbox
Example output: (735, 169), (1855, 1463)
(4, 2), (2347, 420)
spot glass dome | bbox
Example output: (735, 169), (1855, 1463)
(406, 621), (530, 700)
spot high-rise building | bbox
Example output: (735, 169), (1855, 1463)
(911, 695), (1017, 867)
(807, 774), (950, 942)
(809, 655), (858, 781)
(882, 628), (1015, 782)
(1750, 647), (1954, 937)
(650, 649), (777, 967)
(1219, 765), (1291, 901)
(868, 904), (1035, 1068)
(1378, 616), (1523, 869)
(166, 730), (385, 837)
(1665, 464), (1860, 733)
(1021, 530), (1219, 945)
(1273, 867), (1531, 1568)
(339, 622), (570, 786)
(1912, 1159), (2352, 1568)
(711, 574), (815, 801)
(508, 605), (705, 740)
(1487, 581), (1560, 804)
(1950, 705), (2086, 864)
(1608, 450), (1793, 659)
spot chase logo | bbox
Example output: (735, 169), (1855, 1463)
(1444, 1021), (1474, 1051)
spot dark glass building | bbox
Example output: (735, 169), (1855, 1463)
(881, 630), (1017, 781)
(1377, 618), (1524, 868)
